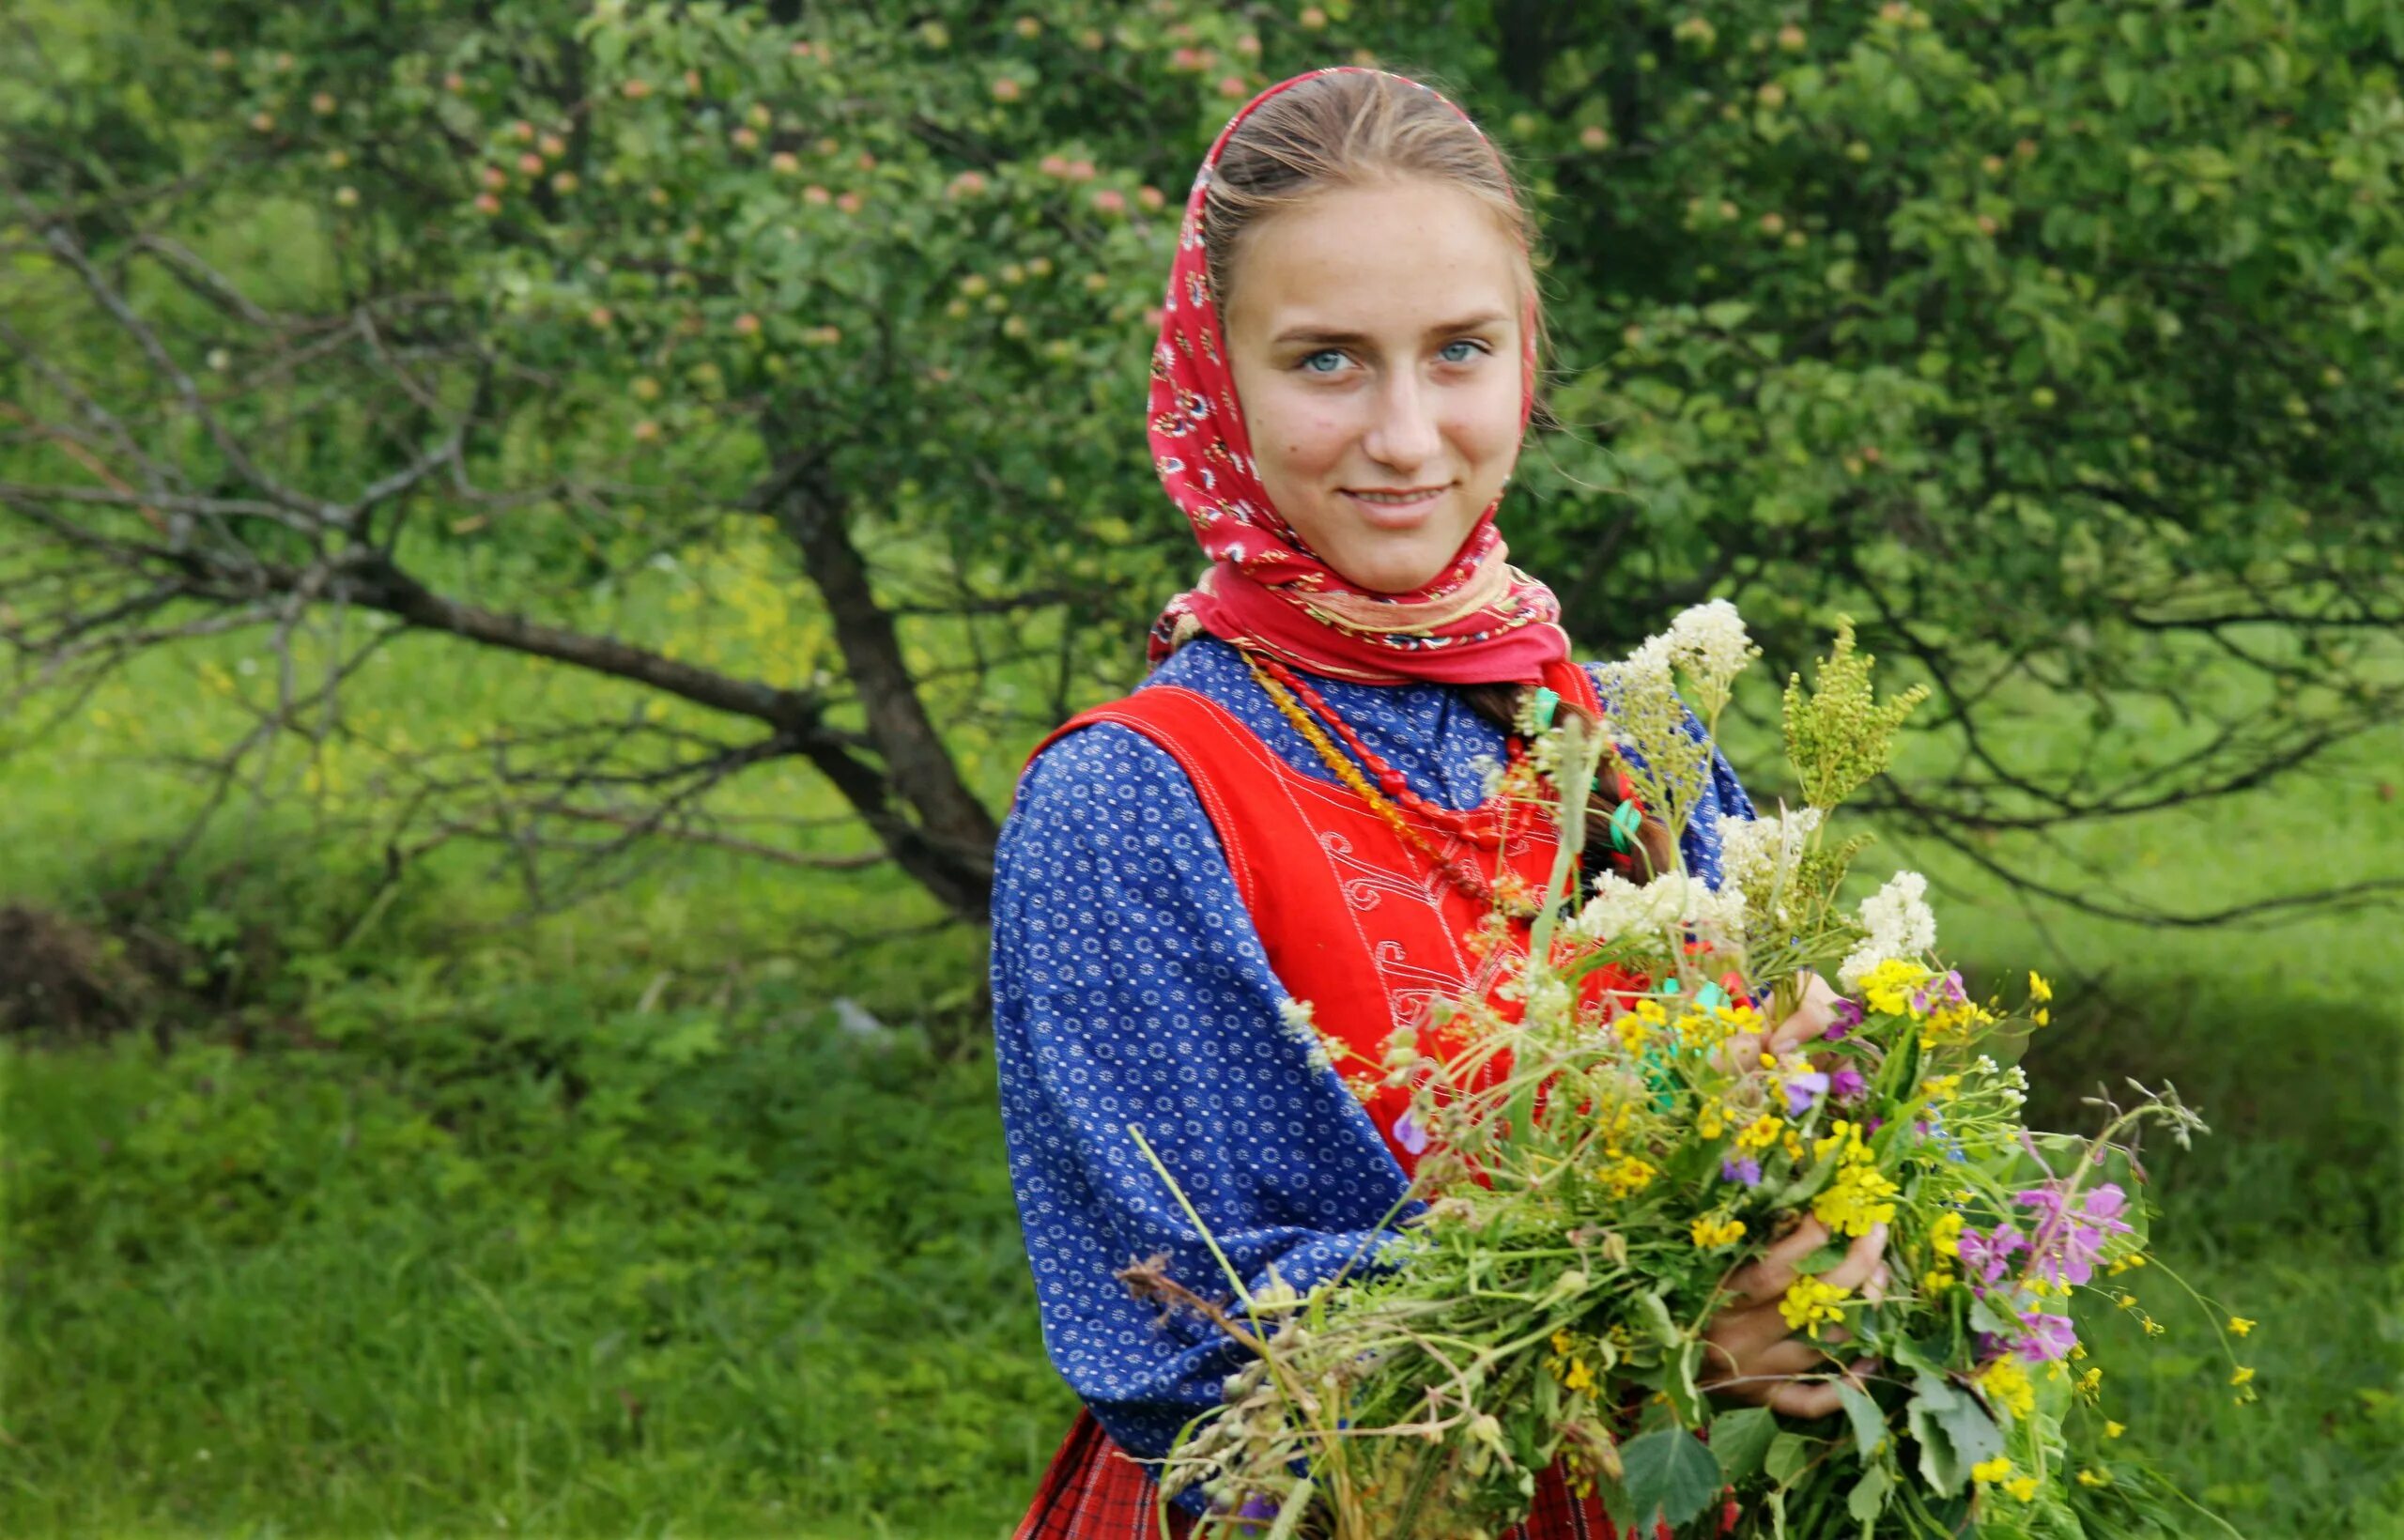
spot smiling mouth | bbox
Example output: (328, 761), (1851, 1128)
(1342, 485), (1450, 510)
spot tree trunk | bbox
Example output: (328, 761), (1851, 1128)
(775, 468), (1000, 922)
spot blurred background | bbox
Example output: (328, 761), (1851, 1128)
(2, 1), (2397, 1534)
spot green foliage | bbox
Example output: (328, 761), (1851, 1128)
(2, 1008), (1069, 1536)
(1781, 617), (1929, 811)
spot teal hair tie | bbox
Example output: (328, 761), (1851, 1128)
(1609, 801), (1643, 853)
(1695, 981), (1730, 1011)
(1530, 686), (1560, 732)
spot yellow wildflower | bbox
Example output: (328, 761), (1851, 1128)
(1690, 1213), (1748, 1249)
(1564, 1356), (1595, 1393)
(1781, 1127), (1807, 1163)
(1598, 1154), (1657, 1198)
(1616, 1014), (1652, 1053)
(1813, 1159), (1901, 1238)
(1919, 1002), (1995, 1050)
(1550, 1330), (1574, 1357)
(1970, 1455), (2012, 1485)
(2027, 971), (2053, 1003)
(1780, 1275), (1851, 1338)
(1697, 1100), (1727, 1140)
(1931, 1211), (1965, 1257)
(2230, 1366), (2255, 1388)
(1921, 1263), (1956, 1295)
(2115, 1292), (2139, 1310)
(1814, 1117), (1872, 1163)
(2075, 1468), (2112, 1487)
(1736, 1114), (1782, 1152)
(2104, 1420), (2125, 1440)
(2074, 1366), (2103, 1402)
(1977, 1356), (2036, 1421)
(1858, 958), (1932, 1016)
(2004, 1475), (2040, 1502)
(1920, 1072), (1962, 1101)
(2227, 1316), (2256, 1337)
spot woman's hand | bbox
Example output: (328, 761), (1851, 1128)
(1700, 971), (1881, 1414)
(1717, 968), (1847, 1072)
(1699, 1216), (1888, 1416)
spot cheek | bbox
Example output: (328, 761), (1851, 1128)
(1256, 395), (1352, 479)
(1450, 377), (1524, 466)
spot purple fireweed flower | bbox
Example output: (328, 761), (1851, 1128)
(2015, 1181), (2135, 1287)
(1782, 1070), (1831, 1116)
(1392, 1108), (1430, 1156)
(1828, 1065), (1869, 1103)
(1232, 1492), (1280, 1523)
(1862, 1116), (1885, 1135)
(1958, 1224), (2026, 1288)
(2013, 1311), (2080, 1364)
(1721, 1155), (1763, 1187)
(1826, 997), (1864, 1039)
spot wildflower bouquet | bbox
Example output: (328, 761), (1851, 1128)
(1131, 607), (2245, 1540)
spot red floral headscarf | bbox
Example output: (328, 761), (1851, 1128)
(1144, 67), (1571, 687)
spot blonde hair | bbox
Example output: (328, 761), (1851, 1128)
(1202, 69), (1549, 393)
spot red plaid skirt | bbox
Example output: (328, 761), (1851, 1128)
(1014, 1409), (1731, 1539)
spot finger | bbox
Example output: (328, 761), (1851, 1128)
(1714, 1031), (1762, 1075)
(1816, 1223), (1891, 1295)
(1724, 1218), (1832, 1307)
(1767, 971), (1843, 1055)
(1704, 1301), (1804, 1365)
(1766, 1378), (1843, 1418)
(1700, 1332), (1827, 1395)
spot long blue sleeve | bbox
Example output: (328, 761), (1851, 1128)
(991, 720), (1421, 1515)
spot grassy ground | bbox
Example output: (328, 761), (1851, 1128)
(2, 620), (2397, 1537)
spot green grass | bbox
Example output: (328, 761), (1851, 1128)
(2, 615), (2398, 1535)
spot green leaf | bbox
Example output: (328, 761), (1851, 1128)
(1905, 1375), (2002, 1498)
(1837, 1381), (1888, 1460)
(1846, 1462), (1893, 1526)
(1765, 1430), (1813, 1487)
(1619, 1428), (1725, 1531)
(1709, 1407), (1777, 1485)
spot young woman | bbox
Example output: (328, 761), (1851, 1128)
(993, 68), (1885, 1540)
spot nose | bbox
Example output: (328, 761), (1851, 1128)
(1362, 370), (1441, 475)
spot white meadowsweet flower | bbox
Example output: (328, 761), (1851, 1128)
(1663, 599), (1759, 692)
(1836, 870), (1937, 989)
(1524, 975), (1575, 1024)
(1718, 804), (1822, 912)
(1572, 870), (1746, 950)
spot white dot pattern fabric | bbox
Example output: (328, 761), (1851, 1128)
(992, 638), (1757, 1515)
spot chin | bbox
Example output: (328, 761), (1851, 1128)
(1332, 546), (1455, 595)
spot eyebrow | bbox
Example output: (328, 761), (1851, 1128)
(1271, 311), (1510, 346)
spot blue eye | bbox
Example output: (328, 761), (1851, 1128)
(1300, 349), (1347, 375)
(1440, 339), (1488, 363)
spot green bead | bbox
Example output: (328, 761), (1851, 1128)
(1531, 686), (1560, 732)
